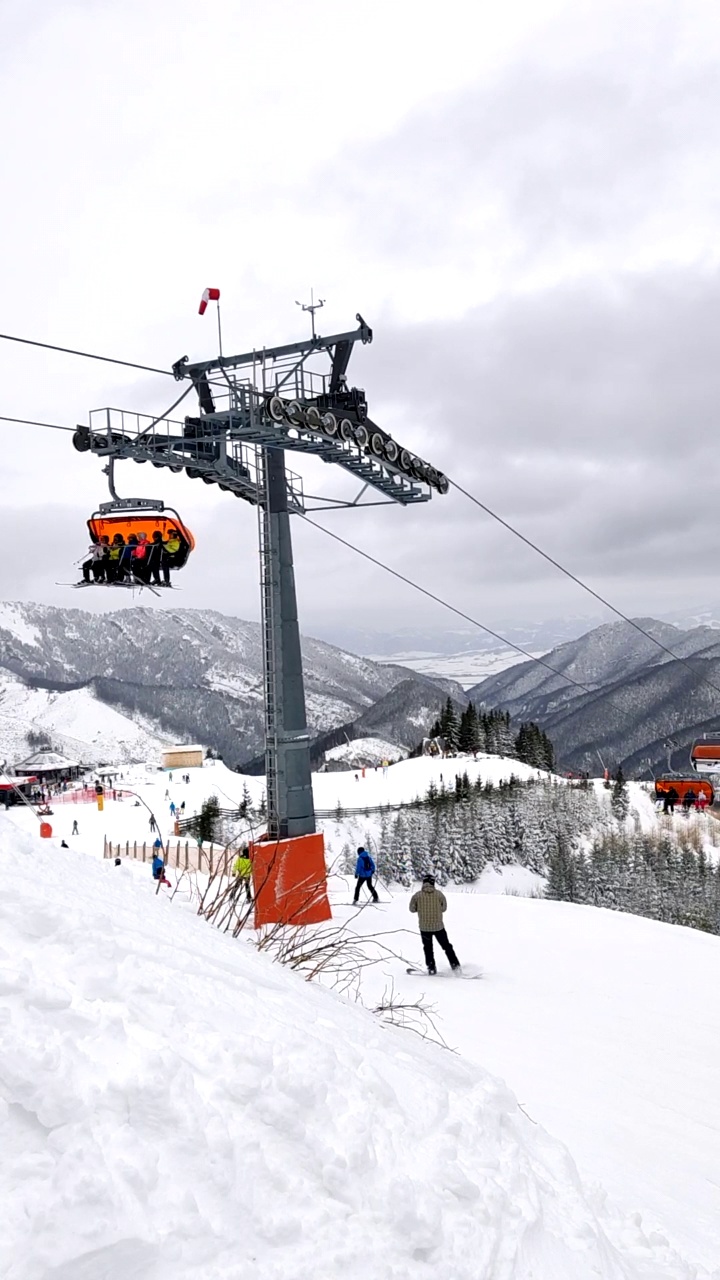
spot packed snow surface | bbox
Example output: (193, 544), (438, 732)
(0, 819), (710, 1280)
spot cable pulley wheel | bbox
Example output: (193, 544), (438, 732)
(321, 412), (338, 436)
(339, 419), (355, 442)
(370, 433), (385, 456)
(286, 401), (304, 424)
(266, 395), (285, 422)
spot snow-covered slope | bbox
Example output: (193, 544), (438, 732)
(0, 669), (172, 765)
(334, 892), (720, 1273)
(0, 818), (708, 1280)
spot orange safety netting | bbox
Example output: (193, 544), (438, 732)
(250, 832), (332, 926)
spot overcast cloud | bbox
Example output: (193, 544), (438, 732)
(2, 0), (720, 644)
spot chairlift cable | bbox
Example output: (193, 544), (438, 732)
(298, 513), (595, 696)
(449, 475), (720, 700)
(6, 396), (720, 709)
(0, 414), (75, 432)
(0, 332), (173, 377)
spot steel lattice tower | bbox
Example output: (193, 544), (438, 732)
(74, 313), (448, 839)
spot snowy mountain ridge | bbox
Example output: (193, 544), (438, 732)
(469, 616), (720, 775)
(0, 602), (463, 767)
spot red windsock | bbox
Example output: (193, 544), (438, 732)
(199, 287), (221, 316)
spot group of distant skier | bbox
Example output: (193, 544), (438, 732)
(659, 787), (709, 815)
(81, 528), (183, 588)
(353, 845), (461, 975)
(147, 837), (460, 976)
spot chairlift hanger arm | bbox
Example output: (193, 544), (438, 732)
(172, 316), (372, 381)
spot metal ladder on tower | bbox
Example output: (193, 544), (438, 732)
(257, 446), (280, 838)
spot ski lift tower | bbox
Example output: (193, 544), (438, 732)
(73, 310), (449, 844)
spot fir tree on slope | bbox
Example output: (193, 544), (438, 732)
(515, 721), (556, 772)
(611, 766), (630, 822)
(440, 696), (460, 751)
(458, 703), (481, 753)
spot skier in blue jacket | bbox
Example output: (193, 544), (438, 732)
(353, 845), (379, 903)
(152, 847), (170, 887)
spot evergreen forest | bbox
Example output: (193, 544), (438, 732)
(344, 776), (609, 886)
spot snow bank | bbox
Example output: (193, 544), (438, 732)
(0, 818), (703, 1280)
(324, 736), (406, 767)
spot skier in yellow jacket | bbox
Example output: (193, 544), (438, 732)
(231, 847), (253, 903)
(409, 874), (461, 975)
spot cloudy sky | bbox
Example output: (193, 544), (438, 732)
(2, 0), (720, 646)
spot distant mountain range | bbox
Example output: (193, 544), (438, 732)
(0, 602), (462, 768)
(468, 617), (720, 776)
(326, 617), (603, 659)
(4, 600), (720, 777)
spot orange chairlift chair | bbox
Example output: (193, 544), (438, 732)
(654, 775), (714, 806)
(87, 506), (195, 571)
(689, 735), (720, 776)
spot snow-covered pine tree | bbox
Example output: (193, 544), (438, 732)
(440, 697), (460, 752)
(458, 703), (480, 753)
(611, 766), (630, 822)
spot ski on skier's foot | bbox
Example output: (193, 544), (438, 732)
(59, 580), (162, 598)
(405, 965), (482, 980)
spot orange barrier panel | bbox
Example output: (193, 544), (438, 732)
(250, 832), (332, 927)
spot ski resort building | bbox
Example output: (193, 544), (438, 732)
(11, 750), (81, 783)
(162, 744), (204, 771)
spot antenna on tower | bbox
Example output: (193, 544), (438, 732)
(296, 288), (325, 340)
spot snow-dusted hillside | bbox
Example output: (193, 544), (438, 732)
(468, 616), (720, 775)
(0, 669), (173, 765)
(0, 602), (463, 767)
(1, 817), (711, 1279)
(324, 736), (406, 768)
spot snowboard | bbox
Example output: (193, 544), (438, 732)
(405, 965), (482, 980)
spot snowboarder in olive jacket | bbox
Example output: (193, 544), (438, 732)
(353, 845), (379, 903)
(409, 874), (460, 975)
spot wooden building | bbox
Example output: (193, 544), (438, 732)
(162, 744), (204, 771)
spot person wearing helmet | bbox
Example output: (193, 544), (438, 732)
(151, 847), (170, 887)
(231, 846), (254, 903)
(147, 530), (165, 586)
(107, 533), (125, 583)
(353, 845), (379, 903)
(162, 529), (182, 586)
(409, 874), (460, 975)
(132, 532), (151, 583)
